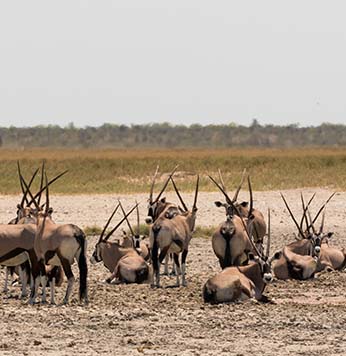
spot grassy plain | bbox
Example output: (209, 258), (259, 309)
(0, 147), (345, 194)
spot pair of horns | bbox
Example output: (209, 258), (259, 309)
(281, 192), (335, 238)
(18, 161), (67, 213)
(217, 168), (247, 203)
(170, 175), (199, 212)
(98, 202), (139, 243)
(209, 172), (253, 219)
(149, 165), (178, 204)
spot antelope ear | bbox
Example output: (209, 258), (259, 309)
(122, 230), (127, 236)
(240, 201), (249, 207)
(160, 197), (166, 203)
(327, 232), (334, 238)
(48, 207), (54, 215)
(248, 252), (259, 262)
(273, 251), (282, 260)
(214, 201), (223, 208)
(17, 204), (21, 209)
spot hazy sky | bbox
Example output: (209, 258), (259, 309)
(0, 1), (345, 128)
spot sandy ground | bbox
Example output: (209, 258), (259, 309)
(0, 188), (345, 355)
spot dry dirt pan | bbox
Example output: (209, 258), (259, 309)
(0, 189), (345, 355)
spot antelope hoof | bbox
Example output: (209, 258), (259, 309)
(20, 293), (28, 300)
(62, 299), (69, 305)
(182, 281), (187, 287)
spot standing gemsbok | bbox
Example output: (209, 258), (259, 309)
(212, 169), (266, 251)
(209, 174), (260, 268)
(25, 174), (88, 305)
(150, 175), (199, 287)
(203, 209), (281, 304)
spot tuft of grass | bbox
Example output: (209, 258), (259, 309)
(193, 226), (216, 239)
(0, 147), (346, 194)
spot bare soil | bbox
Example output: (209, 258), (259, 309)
(0, 188), (345, 355)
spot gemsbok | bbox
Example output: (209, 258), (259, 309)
(209, 174), (261, 268)
(25, 174), (88, 305)
(149, 175), (199, 287)
(203, 209), (281, 304)
(272, 193), (334, 280)
(120, 203), (150, 261)
(213, 169), (266, 249)
(90, 202), (149, 284)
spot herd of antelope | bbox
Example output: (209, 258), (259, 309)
(1, 162), (344, 306)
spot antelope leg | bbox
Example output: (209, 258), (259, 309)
(173, 253), (181, 287)
(50, 277), (56, 305)
(3, 267), (9, 293)
(59, 257), (75, 305)
(181, 250), (188, 287)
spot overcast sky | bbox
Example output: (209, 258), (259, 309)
(0, 1), (345, 128)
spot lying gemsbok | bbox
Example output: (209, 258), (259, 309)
(203, 209), (281, 304)
(90, 202), (150, 284)
(306, 206), (346, 272)
(150, 175), (199, 287)
(209, 174), (264, 268)
(273, 193), (334, 280)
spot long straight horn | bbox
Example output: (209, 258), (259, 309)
(19, 173), (40, 211)
(306, 208), (317, 235)
(299, 193), (316, 232)
(17, 161), (26, 199)
(208, 175), (232, 205)
(149, 165), (159, 203)
(136, 201), (140, 235)
(192, 175), (199, 211)
(118, 200), (135, 236)
(170, 176), (188, 212)
(27, 170), (68, 207)
(104, 203), (139, 241)
(37, 161), (45, 206)
(280, 193), (305, 238)
(19, 167), (40, 207)
(300, 193), (310, 233)
(247, 175), (253, 218)
(232, 168), (247, 202)
(44, 173), (49, 214)
(319, 207), (326, 235)
(266, 208), (271, 258)
(218, 169), (227, 192)
(99, 203), (120, 243)
(310, 192), (336, 228)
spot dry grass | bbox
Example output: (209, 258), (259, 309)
(0, 147), (345, 194)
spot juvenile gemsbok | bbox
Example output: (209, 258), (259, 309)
(209, 175), (260, 268)
(150, 175), (199, 287)
(203, 209), (281, 304)
(27, 174), (88, 305)
(121, 203), (150, 261)
(90, 202), (149, 284)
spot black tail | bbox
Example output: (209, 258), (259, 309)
(75, 231), (88, 303)
(220, 230), (232, 269)
(151, 224), (161, 274)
